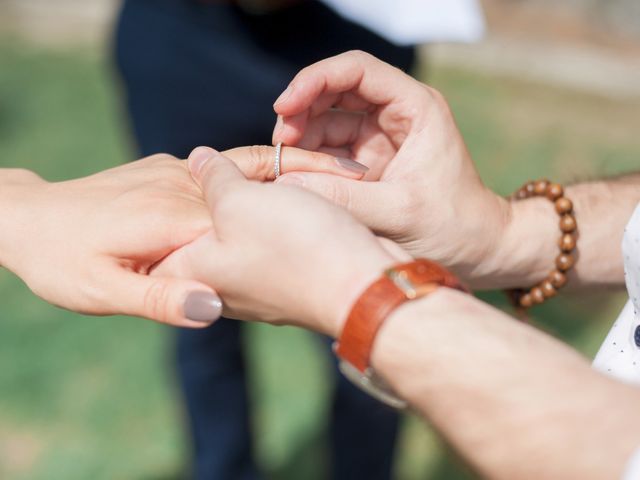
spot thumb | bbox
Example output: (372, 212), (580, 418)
(107, 268), (223, 328)
(187, 146), (246, 209)
(275, 172), (401, 234)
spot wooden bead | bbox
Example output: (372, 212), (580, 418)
(559, 214), (577, 233)
(540, 280), (557, 298)
(558, 233), (576, 252)
(533, 179), (549, 196)
(524, 181), (535, 196)
(555, 197), (573, 214)
(556, 253), (575, 271)
(530, 287), (545, 304)
(549, 270), (567, 288)
(507, 179), (576, 310)
(519, 293), (534, 308)
(546, 183), (564, 201)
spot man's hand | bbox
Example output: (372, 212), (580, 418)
(273, 50), (510, 288)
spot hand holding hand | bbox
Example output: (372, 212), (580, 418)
(154, 147), (401, 336)
(0, 145), (365, 327)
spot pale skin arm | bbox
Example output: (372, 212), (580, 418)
(366, 289), (640, 480)
(272, 51), (640, 292)
(370, 176), (640, 479)
(478, 173), (640, 290)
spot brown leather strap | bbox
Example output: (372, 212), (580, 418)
(335, 259), (466, 372)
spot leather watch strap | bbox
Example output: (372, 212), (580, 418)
(335, 259), (466, 373)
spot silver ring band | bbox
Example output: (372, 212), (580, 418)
(274, 142), (283, 178)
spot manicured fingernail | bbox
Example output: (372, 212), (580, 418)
(184, 291), (222, 323)
(336, 157), (369, 174)
(188, 147), (217, 177)
(274, 85), (293, 107)
(275, 173), (305, 187)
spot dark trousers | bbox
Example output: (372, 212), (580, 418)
(114, 1), (415, 478)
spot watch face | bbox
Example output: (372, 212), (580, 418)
(338, 360), (408, 409)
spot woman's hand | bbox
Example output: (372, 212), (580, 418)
(0, 157), (217, 327)
(272, 51), (511, 288)
(0, 146), (363, 327)
(154, 147), (402, 336)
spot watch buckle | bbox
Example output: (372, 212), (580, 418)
(336, 355), (408, 409)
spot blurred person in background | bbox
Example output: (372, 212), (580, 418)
(113, 1), (483, 478)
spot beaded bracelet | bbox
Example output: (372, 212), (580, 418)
(507, 179), (577, 309)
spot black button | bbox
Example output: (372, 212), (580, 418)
(634, 325), (640, 348)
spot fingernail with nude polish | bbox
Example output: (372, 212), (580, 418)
(336, 157), (369, 174)
(188, 147), (217, 177)
(274, 85), (293, 107)
(184, 291), (223, 324)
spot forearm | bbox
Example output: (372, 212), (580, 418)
(0, 169), (47, 271)
(476, 174), (640, 290)
(371, 289), (640, 479)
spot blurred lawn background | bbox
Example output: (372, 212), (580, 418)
(1, 29), (640, 480)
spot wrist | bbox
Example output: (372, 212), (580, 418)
(372, 290), (640, 479)
(330, 257), (466, 408)
(472, 195), (558, 290)
(320, 243), (407, 338)
(0, 169), (47, 271)
(369, 287), (471, 403)
(320, 248), (406, 338)
(432, 187), (512, 289)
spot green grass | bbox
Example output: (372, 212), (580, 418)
(0, 38), (639, 479)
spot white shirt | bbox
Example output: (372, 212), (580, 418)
(318, 0), (485, 45)
(592, 203), (640, 478)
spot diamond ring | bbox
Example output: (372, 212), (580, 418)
(274, 142), (283, 179)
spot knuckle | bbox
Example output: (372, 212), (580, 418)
(248, 144), (271, 162)
(416, 84), (435, 104)
(143, 280), (172, 322)
(146, 153), (176, 165)
(348, 49), (372, 62)
(425, 84), (444, 101)
(322, 181), (351, 209)
(247, 144), (273, 177)
(159, 152), (178, 162)
(425, 85), (452, 114)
